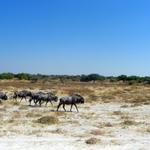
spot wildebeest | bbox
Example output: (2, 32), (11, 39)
(29, 92), (58, 107)
(0, 92), (8, 101)
(13, 90), (32, 102)
(29, 92), (43, 106)
(29, 92), (47, 106)
(57, 94), (85, 112)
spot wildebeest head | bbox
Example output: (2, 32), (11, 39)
(4, 94), (8, 100)
(0, 92), (8, 100)
(51, 95), (58, 102)
(74, 94), (85, 104)
(78, 96), (84, 104)
(2, 94), (8, 100)
(13, 92), (18, 98)
(26, 91), (32, 97)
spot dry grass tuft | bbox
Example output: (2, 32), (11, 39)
(85, 137), (101, 145)
(36, 116), (59, 125)
(137, 126), (150, 134)
(0, 107), (6, 112)
(26, 112), (41, 118)
(146, 127), (150, 133)
(51, 128), (66, 134)
(19, 105), (28, 110)
(97, 122), (113, 128)
(120, 105), (129, 108)
(104, 122), (113, 127)
(53, 111), (66, 117)
(90, 129), (106, 136)
(112, 111), (123, 116)
(121, 119), (138, 126)
(8, 101), (20, 106)
(12, 111), (21, 118)
(7, 119), (15, 124)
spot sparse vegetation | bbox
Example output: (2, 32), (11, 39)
(90, 130), (106, 136)
(36, 116), (59, 125)
(121, 120), (138, 126)
(112, 111), (123, 116)
(1, 73), (150, 85)
(26, 112), (41, 118)
(85, 138), (101, 145)
(0, 80), (149, 149)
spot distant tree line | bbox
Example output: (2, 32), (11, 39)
(0, 73), (150, 85)
(0, 73), (49, 81)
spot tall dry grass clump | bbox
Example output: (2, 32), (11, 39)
(36, 116), (59, 125)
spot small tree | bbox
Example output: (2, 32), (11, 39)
(80, 74), (105, 82)
(15, 73), (31, 80)
(117, 75), (128, 81)
(0, 73), (14, 79)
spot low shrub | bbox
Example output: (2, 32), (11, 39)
(85, 137), (101, 145)
(36, 116), (59, 125)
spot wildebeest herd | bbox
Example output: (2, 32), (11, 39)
(0, 91), (85, 112)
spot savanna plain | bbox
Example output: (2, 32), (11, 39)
(0, 80), (150, 150)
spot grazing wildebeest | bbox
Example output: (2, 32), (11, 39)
(29, 92), (58, 107)
(13, 90), (32, 102)
(0, 92), (8, 101)
(57, 94), (85, 112)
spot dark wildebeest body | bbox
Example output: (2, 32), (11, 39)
(57, 94), (84, 112)
(0, 92), (8, 101)
(29, 92), (44, 105)
(13, 90), (32, 102)
(29, 92), (58, 106)
(36, 94), (58, 107)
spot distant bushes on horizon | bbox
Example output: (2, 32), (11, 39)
(0, 73), (150, 85)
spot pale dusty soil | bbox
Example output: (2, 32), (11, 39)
(0, 99), (150, 150)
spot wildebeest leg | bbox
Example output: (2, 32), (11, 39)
(63, 104), (66, 112)
(45, 101), (48, 107)
(14, 97), (17, 102)
(35, 99), (40, 106)
(13, 94), (17, 101)
(74, 104), (79, 112)
(20, 97), (23, 103)
(39, 100), (43, 107)
(34, 99), (38, 105)
(50, 101), (53, 106)
(39, 100), (41, 107)
(13, 96), (17, 102)
(57, 103), (62, 111)
(25, 97), (27, 102)
(40, 100), (45, 106)
(29, 98), (32, 106)
(70, 104), (73, 112)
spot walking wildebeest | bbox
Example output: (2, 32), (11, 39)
(0, 92), (8, 101)
(57, 94), (85, 112)
(13, 90), (32, 102)
(29, 92), (58, 107)
(29, 92), (45, 106)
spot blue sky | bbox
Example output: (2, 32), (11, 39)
(0, 0), (150, 76)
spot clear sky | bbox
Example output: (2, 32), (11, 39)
(0, 0), (150, 76)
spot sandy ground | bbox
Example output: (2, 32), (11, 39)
(0, 99), (150, 150)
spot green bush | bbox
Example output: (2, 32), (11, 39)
(15, 73), (31, 80)
(80, 74), (105, 82)
(0, 72), (150, 85)
(117, 75), (128, 81)
(0, 73), (14, 79)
